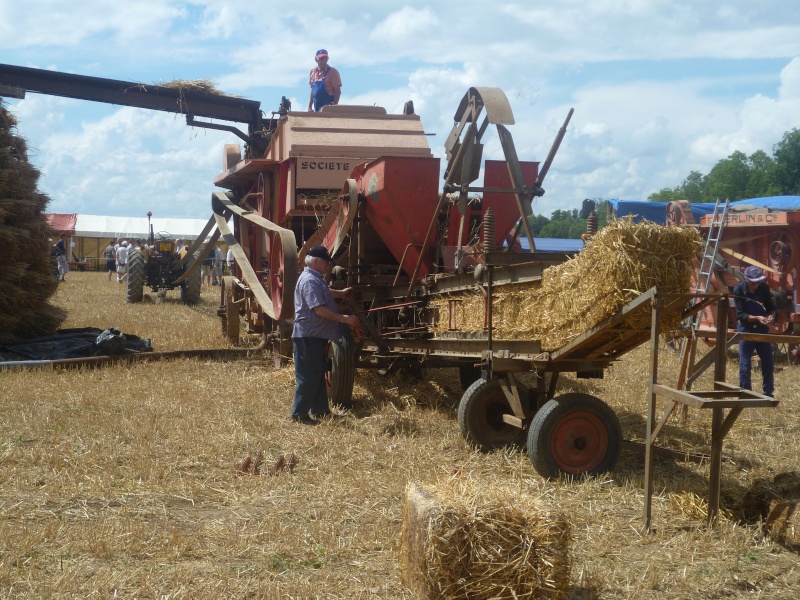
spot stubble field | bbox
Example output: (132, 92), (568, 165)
(1, 271), (799, 598)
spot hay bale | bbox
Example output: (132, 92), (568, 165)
(0, 101), (65, 339)
(765, 501), (800, 552)
(431, 218), (702, 350)
(399, 482), (571, 599)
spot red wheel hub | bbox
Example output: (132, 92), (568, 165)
(550, 411), (609, 474)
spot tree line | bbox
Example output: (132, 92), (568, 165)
(522, 127), (800, 239)
(648, 128), (800, 203)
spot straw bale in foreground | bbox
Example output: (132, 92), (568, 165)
(399, 481), (571, 599)
(766, 501), (800, 552)
(432, 219), (702, 350)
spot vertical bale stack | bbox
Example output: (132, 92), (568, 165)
(0, 101), (66, 339)
(400, 481), (571, 599)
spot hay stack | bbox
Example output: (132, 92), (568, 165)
(0, 101), (66, 339)
(399, 481), (571, 599)
(433, 219), (701, 350)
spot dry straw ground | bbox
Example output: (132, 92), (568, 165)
(1, 272), (800, 598)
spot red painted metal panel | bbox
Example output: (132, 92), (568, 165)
(359, 156), (441, 279)
(482, 160), (539, 248)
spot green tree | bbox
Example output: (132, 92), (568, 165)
(704, 151), (750, 200)
(773, 128), (800, 195)
(745, 150), (779, 198)
(526, 213), (550, 236)
(682, 171), (706, 202)
(648, 186), (683, 202)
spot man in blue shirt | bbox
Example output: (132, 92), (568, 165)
(291, 245), (359, 424)
(733, 266), (777, 397)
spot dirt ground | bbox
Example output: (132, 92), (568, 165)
(1, 271), (799, 598)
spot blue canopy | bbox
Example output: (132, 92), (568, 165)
(607, 197), (800, 225)
(517, 237), (585, 253)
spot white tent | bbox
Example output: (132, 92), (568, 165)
(47, 213), (228, 271)
(74, 214), (213, 241)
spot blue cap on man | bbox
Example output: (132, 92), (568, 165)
(744, 266), (766, 283)
(307, 245), (333, 262)
(315, 49), (329, 58)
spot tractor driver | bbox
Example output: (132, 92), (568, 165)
(291, 245), (359, 424)
(307, 49), (342, 112)
(733, 266), (777, 397)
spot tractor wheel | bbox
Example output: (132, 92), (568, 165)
(458, 378), (527, 452)
(527, 393), (622, 479)
(328, 327), (355, 409)
(181, 251), (202, 305)
(126, 249), (145, 304)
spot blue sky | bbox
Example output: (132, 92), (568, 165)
(2, 0), (799, 220)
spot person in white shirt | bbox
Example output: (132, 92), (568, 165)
(115, 241), (129, 283)
(226, 247), (235, 276)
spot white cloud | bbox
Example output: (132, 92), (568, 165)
(3, 1), (800, 220)
(368, 7), (440, 46)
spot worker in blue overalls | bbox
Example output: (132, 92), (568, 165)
(733, 266), (777, 397)
(307, 49), (342, 112)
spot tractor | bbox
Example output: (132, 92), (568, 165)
(125, 212), (202, 304)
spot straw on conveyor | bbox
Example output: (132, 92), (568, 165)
(159, 79), (241, 97)
(431, 219), (702, 351)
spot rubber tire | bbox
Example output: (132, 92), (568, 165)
(181, 252), (202, 305)
(458, 378), (527, 452)
(329, 328), (355, 409)
(527, 393), (622, 479)
(126, 249), (145, 304)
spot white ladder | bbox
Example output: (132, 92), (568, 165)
(695, 198), (731, 300)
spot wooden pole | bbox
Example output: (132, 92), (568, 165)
(707, 296), (729, 526)
(643, 292), (661, 532)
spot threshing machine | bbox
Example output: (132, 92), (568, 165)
(3, 63), (672, 479)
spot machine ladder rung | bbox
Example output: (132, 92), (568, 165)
(688, 198), (731, 330)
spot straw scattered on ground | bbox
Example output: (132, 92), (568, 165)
(1, 272), (800, 598)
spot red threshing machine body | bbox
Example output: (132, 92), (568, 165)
(666, 199), (800, 344)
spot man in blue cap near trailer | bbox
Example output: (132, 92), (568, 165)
(733, 266), (777, 397)
(291, 245), (360, 424)
(307, 49), (342, 112)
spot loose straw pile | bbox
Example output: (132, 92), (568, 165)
(432, 218), (701, 350)
(399, 481), (571, 599)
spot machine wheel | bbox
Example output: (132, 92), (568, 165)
(458, 378), (527, 452)
(527, 393), (622, 479)
(328, 327), (355, 409)
(126, 249), (145, 303)
(269, 232), (298, 320)
(181, 251), (202, 305)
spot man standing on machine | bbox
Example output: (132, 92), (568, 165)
(307, 49), (342, 112)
